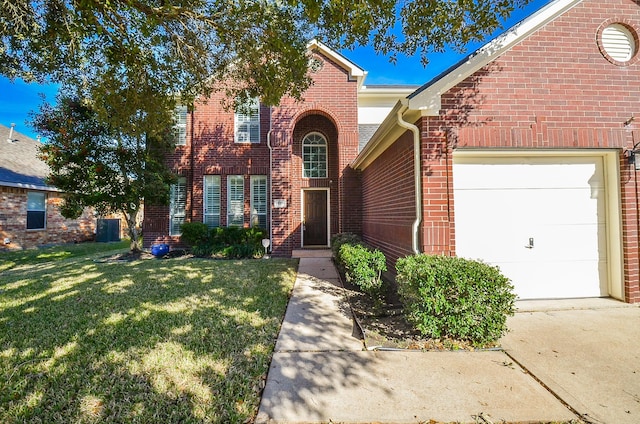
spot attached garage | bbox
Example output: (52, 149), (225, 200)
(453, 150), (624, 300)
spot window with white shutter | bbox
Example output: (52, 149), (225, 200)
(169, 177), (187, 235)
(174, 105), (187, 146)
(250, 176), (267, 229)
(203, 175), (221, 228)
(227, 175), (244, 226)
(234, 98), (260, 143)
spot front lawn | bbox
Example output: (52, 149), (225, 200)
(0, 243), (297, 423)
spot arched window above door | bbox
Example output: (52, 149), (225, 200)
(302, 132), (328, 178)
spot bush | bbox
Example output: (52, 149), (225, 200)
(331, 233), (387, 301)
(180, 223), (267, 259)
(338, 242), (387, 300)
(331, 232), (362, 260)
(396, 254), (516, 345)
(180, 222), (210, 247)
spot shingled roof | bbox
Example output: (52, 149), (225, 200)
(0, 124), (54, 190)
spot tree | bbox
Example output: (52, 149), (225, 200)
(31, 91), (177, 252)
(5, 0), (531, 252)
(1, 0), (531, 107)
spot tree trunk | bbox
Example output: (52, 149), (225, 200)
(123, 209), (141, 252)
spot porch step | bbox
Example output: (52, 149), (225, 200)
(291, 249), (332, 258)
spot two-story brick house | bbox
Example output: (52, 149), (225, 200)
(143, 41), (415, 257)
(145, 0), (640, 303)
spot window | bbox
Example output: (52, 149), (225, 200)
(174, 105), (187, 146)
(234, 98), (260, 143)
(169, 177), (187, 235)
(227, 175), (244, 226)
(203, 175), (221, 228)
(302, 132), (328, 178)
(251, 176), (267, 229)
(26, 192), (46, 230)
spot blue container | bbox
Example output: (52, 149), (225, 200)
(151, 243), (170, 258)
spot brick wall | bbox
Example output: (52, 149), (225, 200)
(361, 131), (416, 268)
(0, 186), (95, 250)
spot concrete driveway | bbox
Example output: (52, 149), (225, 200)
(501, 298), (640, 424)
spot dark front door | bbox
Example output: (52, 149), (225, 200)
(303, 190), (328, 246)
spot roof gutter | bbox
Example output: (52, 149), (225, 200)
(0, 181), (60, 191)
(395, 105), (422, 255)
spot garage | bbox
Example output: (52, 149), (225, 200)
(453, 151), (623, 300)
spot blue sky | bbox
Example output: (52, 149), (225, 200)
(0, 0), (550, 140)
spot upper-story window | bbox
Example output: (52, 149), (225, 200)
(302, 132), (328, 178)
(174, 105), (187, 146)
(234, 98), (260, 143)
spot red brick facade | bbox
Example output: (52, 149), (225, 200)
(360, 0), (640, 302)
(0, 186), (95, 250)
(144, 48), (361, 256)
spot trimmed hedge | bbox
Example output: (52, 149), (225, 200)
(180, 223), (267, 259)
(332, 233), (387, 300)
(396, 254), (516, 345)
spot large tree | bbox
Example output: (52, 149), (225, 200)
(31, 91), (176, 252)
(1, 0), (531, 107)
(5, 0), (530, 251)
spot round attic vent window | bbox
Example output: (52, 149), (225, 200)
(601, 23), (637, 63)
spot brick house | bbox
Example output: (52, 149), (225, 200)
(354, 0), (640, 302)
(145, 0), (640, 303)
(0, 124), (95, 249)
(143, 41), (416, 256)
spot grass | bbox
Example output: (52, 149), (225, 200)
(0, 242), (298, 423)
(0, 240), (130, 272)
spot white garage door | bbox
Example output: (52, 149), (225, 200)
(453, 155), (609, 300)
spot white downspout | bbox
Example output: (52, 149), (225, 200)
(396, 108), (422, 254)
(266, 107), (273, 253)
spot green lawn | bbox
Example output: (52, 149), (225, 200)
(0, 243), (298, 423)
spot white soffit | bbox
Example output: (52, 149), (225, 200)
(407, 0), (583, 112)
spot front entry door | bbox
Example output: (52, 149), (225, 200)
(303, 190), (328, 246)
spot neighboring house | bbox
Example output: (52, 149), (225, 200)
(354, 0), (640, 303)
(145, 0), (640, 303)
(0, 124), (95, 249)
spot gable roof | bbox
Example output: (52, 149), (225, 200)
(0, 124), (54, 191)
(407, 0), (582, 113)
(308, 39), (367, 88)
(352, 0), (583, 170)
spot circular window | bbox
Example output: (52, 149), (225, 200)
(599, 22), (638, 64)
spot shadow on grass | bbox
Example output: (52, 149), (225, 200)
(0, 255), (297, 422)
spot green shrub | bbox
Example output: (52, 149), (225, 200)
(339, 243), (387, 300)
(331, 232), (362, 260)
(180, 223), (267, 259)
(396, 255), (516, 345)
(180, 222), (210, 248)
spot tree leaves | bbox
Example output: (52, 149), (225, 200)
(31, 94), (176, 251)
(1, 0), (531, 106)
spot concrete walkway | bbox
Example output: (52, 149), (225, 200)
(256, 252), (578, 423)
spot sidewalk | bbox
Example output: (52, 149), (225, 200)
(256, 251), (576, 423)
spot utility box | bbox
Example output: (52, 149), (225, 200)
(96, 219), (121, 242)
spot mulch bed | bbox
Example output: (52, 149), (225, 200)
(338, 268), (490, 351)
(97, 249), (189, 262)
